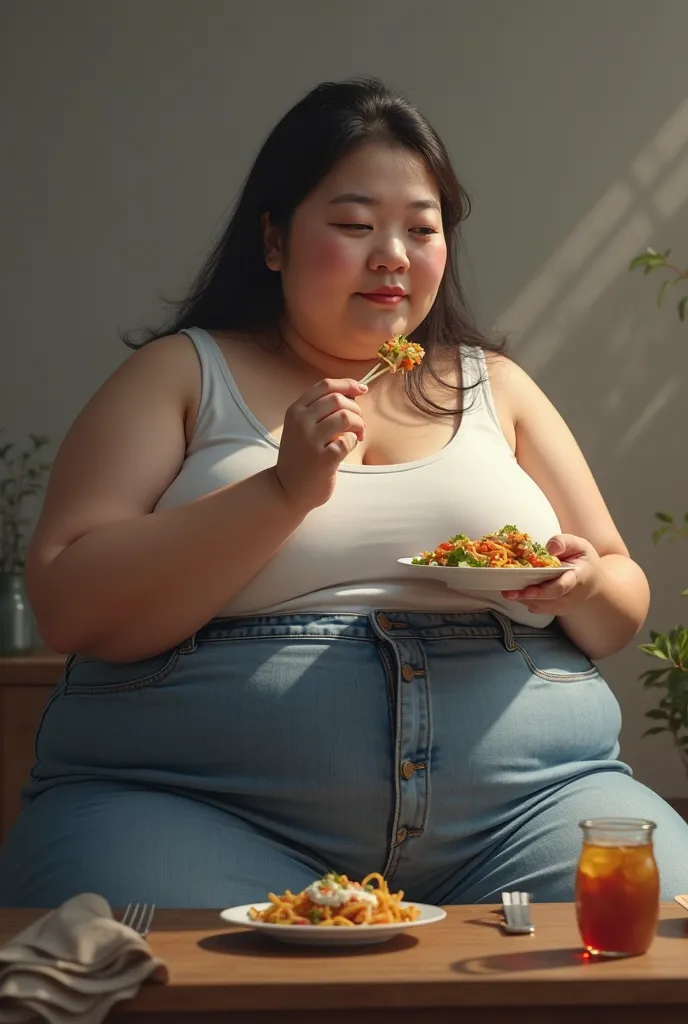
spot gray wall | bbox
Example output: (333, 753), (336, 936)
(2, 0), (688, 795)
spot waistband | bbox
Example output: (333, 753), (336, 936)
(188, 610), (563, 647)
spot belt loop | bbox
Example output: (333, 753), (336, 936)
(491, 611), (517, 652)
(178, 633), (197, 655)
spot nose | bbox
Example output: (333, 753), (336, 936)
(368, 236), (410, 274)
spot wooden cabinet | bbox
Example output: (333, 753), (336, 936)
(0, 652), (65, 843)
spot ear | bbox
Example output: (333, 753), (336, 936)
(261, 212), (283, 271)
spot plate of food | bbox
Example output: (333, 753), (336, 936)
(399, 525), (571, 592)
(220, 872), (446, 946)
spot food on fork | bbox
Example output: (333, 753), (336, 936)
(248, 872), (420, 926)
(359, 335), (425, 386)
(411, 525), (562, 569)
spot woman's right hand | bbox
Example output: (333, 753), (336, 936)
(274, 378), (368, 513)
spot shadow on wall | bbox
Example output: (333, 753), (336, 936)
(492, 96), (688, 795)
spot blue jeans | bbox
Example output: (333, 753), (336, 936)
(1, 611), (686, 907)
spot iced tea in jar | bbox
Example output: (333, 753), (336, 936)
(575, 818), (659, 957)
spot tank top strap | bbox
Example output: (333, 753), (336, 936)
(459, 343), (506, 437)
(180, 326), (251, 445)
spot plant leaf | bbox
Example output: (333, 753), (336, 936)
(640, 645), (670, 661)
(658, 279), (674, 306)
(679, 295), (688, 322)
(655, 511), (675, 523)
(642, 726), (667, 737)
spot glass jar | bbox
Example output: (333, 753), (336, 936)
(0, 572), (39, 654)
(575, 818), (659, 957)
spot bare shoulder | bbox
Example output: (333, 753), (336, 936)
(484, 350), (560, 424)
(99, 332), (202, 438)
(478, 350), (533, 448)
(110, 331), (201, 392)
(484, 350), (536, 394)
(26, 333), (202, 573)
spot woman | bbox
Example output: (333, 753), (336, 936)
(1, 78), (686, 908)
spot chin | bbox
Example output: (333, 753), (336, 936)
(350, 319), (410, 345)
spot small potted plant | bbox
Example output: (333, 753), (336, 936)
(0, 430), (52, 654)
(629, 248), (688, 772)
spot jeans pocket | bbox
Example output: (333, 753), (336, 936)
(64, 646), (182, 695)
(514, 634), (600, 683)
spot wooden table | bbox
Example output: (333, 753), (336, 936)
(2, 904), (688, 1022)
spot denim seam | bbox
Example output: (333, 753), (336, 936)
(196, 632), (377, 644)
(416, 643), (432, 832)
(31, 682), (67, 777)
(371, 627), (404, 883)
(514, 641), (599, 683)
(377, 642), (398, 737)
(64, 648), (181, 695)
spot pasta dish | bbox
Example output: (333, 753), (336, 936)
(248, 872), (420, 926)
(411, 525), (562, 569)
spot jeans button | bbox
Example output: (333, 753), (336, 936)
(400, 760), (415, 780)
(402, 663), (415, 682)
(396, 826), (409, 843)
(377, 614), (391, 630)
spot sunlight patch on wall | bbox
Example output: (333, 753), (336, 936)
(632, 98), (688, 186)
(495, 183), (633, 338)
(517, 213), (654, 375)
(652, 154), (688, 219)
(617, 379), (680, 452)
(496, 96), (688, 381)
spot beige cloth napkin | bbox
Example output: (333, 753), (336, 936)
(0, 893), (168, 1024)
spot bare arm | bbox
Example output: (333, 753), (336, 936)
(488, 355), (650, 660)
(26, 335), (307, 662)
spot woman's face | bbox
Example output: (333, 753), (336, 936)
(266, 141), (447, 364)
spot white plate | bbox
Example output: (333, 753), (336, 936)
(397, 558), (570, 592)
(219, 902), (446, 946)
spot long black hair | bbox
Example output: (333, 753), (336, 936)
(124, 77), (504, 414)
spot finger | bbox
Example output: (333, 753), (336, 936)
(310, 391), (364, 425)
(317, 409), (366, 445)
(547, 533), (593, 559)
(546, 533), (568, 557)
(301, 378), (368, 409)
(325, 430), (359, 461)
(502, 570), (578, 602)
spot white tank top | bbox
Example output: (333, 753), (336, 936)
(155, 328), (561, 626)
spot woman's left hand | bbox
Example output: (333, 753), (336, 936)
(501, 534), (603, 614)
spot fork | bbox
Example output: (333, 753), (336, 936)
(120, 902), (156, 938)
(500, 891), (535, 934)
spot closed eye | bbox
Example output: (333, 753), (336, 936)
(331, 223), (373, 231)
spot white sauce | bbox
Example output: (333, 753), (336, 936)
(306, 877), (378, 909)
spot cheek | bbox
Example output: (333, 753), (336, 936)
(307, 234), (358, 276)
(296, 233), (358, 281)
(409, 242), (447, 307)
(420, 241), (448, 289)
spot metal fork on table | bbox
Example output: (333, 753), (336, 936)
(120, 902), (156, 938)
(500, 891), (534, 934)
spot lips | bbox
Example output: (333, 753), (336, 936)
(360, 286), (407, 297)
(358, 287), (407, 305)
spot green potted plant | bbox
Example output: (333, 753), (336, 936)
(629, 248), (688, 769)
(0, 430), (52, 654)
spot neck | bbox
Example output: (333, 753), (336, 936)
(276, 317), (380, 381)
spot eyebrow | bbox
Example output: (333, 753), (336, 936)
(328, 192), (441, 212)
